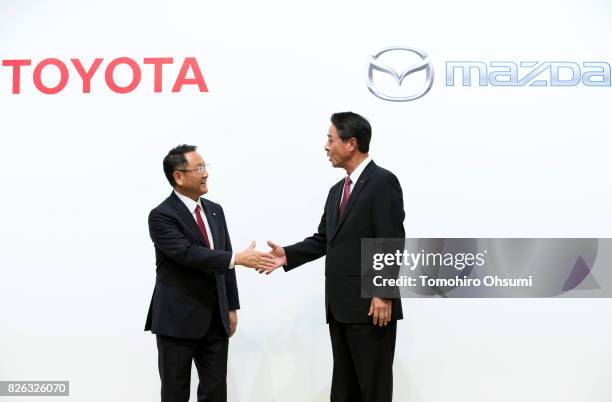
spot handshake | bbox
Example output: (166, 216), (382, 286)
(234, 240), (287, 274)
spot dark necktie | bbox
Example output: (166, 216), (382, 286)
(195, 204), (211, 248)
(338, 176), (352, 220)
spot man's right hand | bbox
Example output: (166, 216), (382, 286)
(235, 241), (277, 271)
(256, 240), (287, 275)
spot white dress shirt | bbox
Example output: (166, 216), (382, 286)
(339, 156), (372, 207)
(174, 190), (235, 269)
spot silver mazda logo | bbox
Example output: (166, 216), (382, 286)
(367, 47), (434, 102)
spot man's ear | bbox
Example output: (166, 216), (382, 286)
(173, 171), (183, 186)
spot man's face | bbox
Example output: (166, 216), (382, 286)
(174, 151), (209, 198)
(325, 124), (354, 169)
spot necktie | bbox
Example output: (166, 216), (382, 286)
(338, 176), (352, 220)
(195, 204), (211, 248)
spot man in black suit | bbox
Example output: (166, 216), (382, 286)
(265, 112), (405, 402)
(146, 144), (275, 402)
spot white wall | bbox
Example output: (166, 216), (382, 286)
(1, 0), (611, 401)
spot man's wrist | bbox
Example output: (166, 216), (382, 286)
(234, 252), (243, 266)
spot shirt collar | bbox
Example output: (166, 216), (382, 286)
(174, 190), (203, 214)
(347, 156), (372, 185)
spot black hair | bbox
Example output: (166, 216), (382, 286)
(330, 112), (371, 153)
(163, 144), (197, 187)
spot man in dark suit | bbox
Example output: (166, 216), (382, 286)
(146, 144), (275, 402)
(265, 112), (405, 402)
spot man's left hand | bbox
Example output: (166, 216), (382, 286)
(229, 310), (238, 337)
(368, 297), (392, 327)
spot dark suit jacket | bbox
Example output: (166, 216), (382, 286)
(145, 192), (240, 339)
(284, 161), (404, 324)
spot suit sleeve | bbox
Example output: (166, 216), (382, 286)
(371, 172), (405, 298)
(148, 208), (233, 274)
(372, 172), (405, 238)
(220, 206), (240, 310)
(283, 191), (331, 271)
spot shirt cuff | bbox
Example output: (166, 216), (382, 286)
(229, 252), (236, 269)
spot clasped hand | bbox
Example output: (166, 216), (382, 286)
(235, 240), (285, 273)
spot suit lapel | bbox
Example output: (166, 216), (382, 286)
(328, 180), (343, 240)
(331, 161), (375, 242)
(170, 192), (207, 247)
(201, 198), (221, 249)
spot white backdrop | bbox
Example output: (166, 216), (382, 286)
(1, 0), (612, 401)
